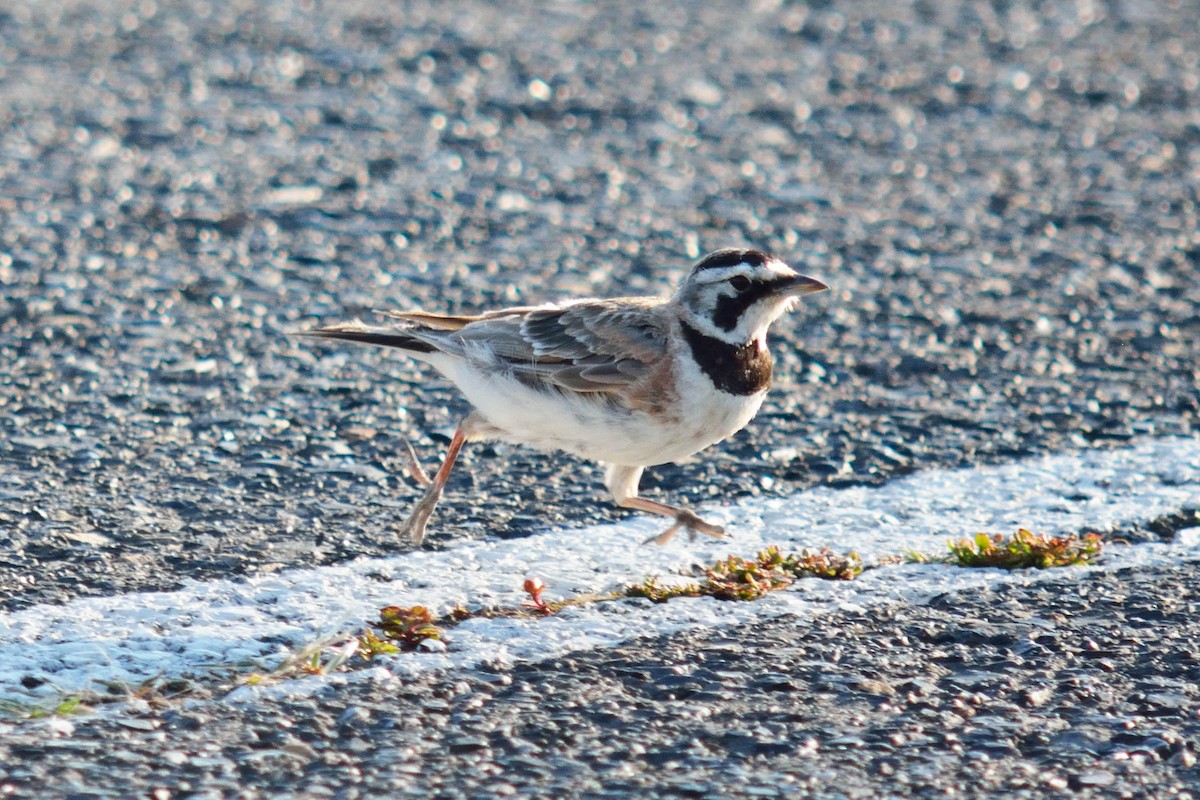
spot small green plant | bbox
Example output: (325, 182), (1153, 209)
(2, 678), (214, 721)
(705, 551), (796, 600)
(57, 695), (90, 715)
(375, 605), (444, 649)
(766, 545), (865, 581)
(357, 629), (401, 659)
(0, 690), (92, 724)
(628, 546), (862, 603)
(943, 528), (1104, 569)
(19, 694), (92, 719)
(626, 577), (704, 602)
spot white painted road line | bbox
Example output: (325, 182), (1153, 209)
(2, 437), (1198, 707)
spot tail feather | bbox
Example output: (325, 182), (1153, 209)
(301, 322), (435, 354)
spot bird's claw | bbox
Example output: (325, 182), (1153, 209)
(643, 511), (727, 546)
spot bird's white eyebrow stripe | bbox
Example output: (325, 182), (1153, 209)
(691, 258), (795, 285)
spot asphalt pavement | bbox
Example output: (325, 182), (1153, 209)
(0, 0), (1198, 796)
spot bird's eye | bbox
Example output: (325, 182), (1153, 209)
(729, 275), (751, 293)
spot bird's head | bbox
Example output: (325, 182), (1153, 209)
(674, 248), (828, 344)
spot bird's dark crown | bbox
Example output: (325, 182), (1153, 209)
(691, 248), (770, 273)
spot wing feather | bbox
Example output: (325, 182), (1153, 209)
(371, 298), (667, 394)
(468, 299), (666, 392)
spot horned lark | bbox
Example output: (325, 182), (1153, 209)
(305, 248), (828, 545)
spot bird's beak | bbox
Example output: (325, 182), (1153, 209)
(776, 273), (829, 296)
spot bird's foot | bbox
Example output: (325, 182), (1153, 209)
(644, 510), (727, 546)
(398, 492), (439, 546)
(395, 420), (470, 547)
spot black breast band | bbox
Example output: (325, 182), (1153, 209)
(680, 322), (773, 396)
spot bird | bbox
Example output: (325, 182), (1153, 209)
(303, 248), (828, 546)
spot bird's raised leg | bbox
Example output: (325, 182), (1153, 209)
(399, 420), (469, 545)
(399, 438), (433, 488)
(604, 464), (727, 545)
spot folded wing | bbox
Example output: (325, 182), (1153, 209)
(388, 300), (667, 394)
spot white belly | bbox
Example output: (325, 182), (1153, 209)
(432, 353), (766, 467)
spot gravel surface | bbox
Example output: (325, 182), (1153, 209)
(2, 560), (1198, 799)
(2, 0), (1197, 610)
(1, 0), (1198, 795)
